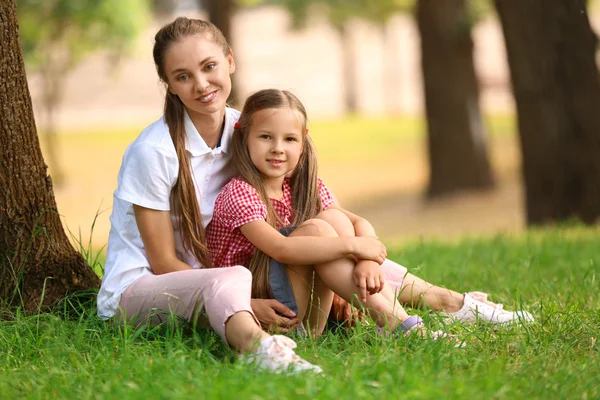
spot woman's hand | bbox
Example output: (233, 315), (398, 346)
(353, 260), (385, 302)
(250, 299), (300, 333)
(351, 236), (387, 264)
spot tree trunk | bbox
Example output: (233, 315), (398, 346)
(495, 0), (600, 225)
(0, 0), (100, 313)
(204, 0), (240, 106)
(417, 0), (495, 198)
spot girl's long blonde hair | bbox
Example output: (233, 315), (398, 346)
(230, 89), (323, 298)
(153, 17), (231, 268)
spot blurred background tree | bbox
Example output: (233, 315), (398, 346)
(151, 0), (179, 16)
(495, 0), (600, 225)
(417, 0), (495, 198)
(16, 0), (150, 185)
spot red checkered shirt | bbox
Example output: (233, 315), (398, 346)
(206, 176), (334, 268)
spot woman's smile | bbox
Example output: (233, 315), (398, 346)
(196, 90), (218, 103)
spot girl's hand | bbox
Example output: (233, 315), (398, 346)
(250, 299), (300, 333)
(351, 236), (387, 264)
(353, 260), (385, 302)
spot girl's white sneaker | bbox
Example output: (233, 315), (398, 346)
(442, 292), (535, 325)
(242, 335), (323, 374)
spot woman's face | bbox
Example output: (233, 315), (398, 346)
(164, 34), (235, 119)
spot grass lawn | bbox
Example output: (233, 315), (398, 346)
(1, 227), (599, 399)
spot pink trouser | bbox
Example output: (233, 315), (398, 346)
(115, 266), (259, 343)
(381, 258), (409, 295)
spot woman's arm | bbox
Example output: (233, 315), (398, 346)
(239, 219), (386, 265)
(134, 205), (194, 274)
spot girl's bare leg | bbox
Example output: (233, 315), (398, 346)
(379, 257), (465, 312)
(305, 274), (334, 335)
(313, 262), (409, 325)
(396, 271), (464, 313)
(286, 219), (407, 336)
(316, 209), (466, 313)
(285, 220), (332, 336)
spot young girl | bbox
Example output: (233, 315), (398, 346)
(97, 18), (322, 374)
(207, 89), (445, 338)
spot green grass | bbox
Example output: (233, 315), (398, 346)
(2, 227), (598, 399)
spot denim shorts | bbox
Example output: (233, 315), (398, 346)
(268, 226), (298, 315)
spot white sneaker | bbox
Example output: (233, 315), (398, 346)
(441, 292), (535, 325)
(242, 335), (323, 374)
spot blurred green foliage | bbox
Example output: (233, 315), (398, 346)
(17, 0), (150, 68)
(244, 0), (492, 29)
(262, 0), (410, 29)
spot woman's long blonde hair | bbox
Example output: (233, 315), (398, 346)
(153, 17), (231, 268)
(230, 89), (323, 298)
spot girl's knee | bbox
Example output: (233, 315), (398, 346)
(296, 218), (338, 238)
(317, 208), (354, 234)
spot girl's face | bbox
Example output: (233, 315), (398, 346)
(247, 107), (304, 184)
(164, 34), (235, 119)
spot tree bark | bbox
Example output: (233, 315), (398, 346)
(204, 0), (240, 106)
(417, 0), (495, 198)
(495, 0), (600, 225)
(0, 0), (100, 313)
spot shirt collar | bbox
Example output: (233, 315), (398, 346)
(219, 107), (235, 153)
(183, 108), (234, 156)
(183, 111), (210, 156)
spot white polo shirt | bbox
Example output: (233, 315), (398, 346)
(97, 107), (240, 319)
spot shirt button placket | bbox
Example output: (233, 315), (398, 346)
(204, 153), (214, 188)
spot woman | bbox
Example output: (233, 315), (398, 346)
(97, 17), (323, 374)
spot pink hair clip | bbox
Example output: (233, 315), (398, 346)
(306, 128), (309, 135)
(234, 122), (241, 129)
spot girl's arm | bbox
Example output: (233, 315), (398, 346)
(328, 204), (385, 301)
(134, 205), (194, 274)
(239, 220), (386, 266)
